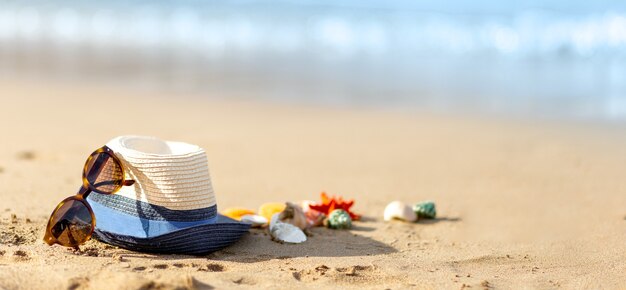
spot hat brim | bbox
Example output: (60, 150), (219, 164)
(92, 214), (250, 255)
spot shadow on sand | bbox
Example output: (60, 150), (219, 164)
(83, 217), (461, 262)
(207, 226), (397, 263)
(113, 224), (397, 263)
(205, 216), (460, 262)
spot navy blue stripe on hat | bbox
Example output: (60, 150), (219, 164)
(88, 193), (217, 222)
(93, 215), (250, 255)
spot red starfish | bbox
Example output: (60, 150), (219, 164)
(309, 192), (360, 220)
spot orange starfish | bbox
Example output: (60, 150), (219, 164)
(309, 192), (360, 220)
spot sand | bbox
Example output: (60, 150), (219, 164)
(1, 78), (626, 289)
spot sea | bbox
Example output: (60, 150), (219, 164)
(0, 0), (625, 121)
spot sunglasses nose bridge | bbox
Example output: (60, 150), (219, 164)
(45, 146), (124, 249)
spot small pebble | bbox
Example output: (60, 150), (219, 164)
(119, 262), (131, 268)
(413, 201), (436, 219)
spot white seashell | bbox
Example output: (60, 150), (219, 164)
(240, 214), (268, 227)
(383, 201), (417, 222)
(269, 213), (307, 243)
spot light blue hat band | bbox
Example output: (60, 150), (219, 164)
(88, 193), (217, 221)
(87, 195), (218, 238)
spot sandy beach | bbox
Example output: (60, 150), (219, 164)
(1, 78), (626, 289)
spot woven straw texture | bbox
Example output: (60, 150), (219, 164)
(106, 136), (216, 210)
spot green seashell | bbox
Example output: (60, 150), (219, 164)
(326, 209), (352, 229)
(413, 201), (436, 219)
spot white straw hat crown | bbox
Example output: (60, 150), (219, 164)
(106, 136), (216, 211)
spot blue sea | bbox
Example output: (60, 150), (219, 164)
(1, 0), (625, 120)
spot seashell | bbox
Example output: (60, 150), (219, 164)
(300, 200), (326, 227)
(305, 210), (325, 227)
(221, 207), (255, 221)
(259, 202), (286, 222)
(413, 201), (436, 219)
(383, 201), (417, 222)
(269, 213), (307, 243)
(325, 209), (352, 230)
(278, 202), (308, 230)
(240, 214), (268, 227)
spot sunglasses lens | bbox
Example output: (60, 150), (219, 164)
(47, 199), (93, 247)
(84, 152), (124, 194)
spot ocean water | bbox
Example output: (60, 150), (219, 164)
(1, 0), (625, 120)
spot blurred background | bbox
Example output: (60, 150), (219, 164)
(1, 0), (625, 120)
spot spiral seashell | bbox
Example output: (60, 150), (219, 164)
(278, 202), (308, 230)
(325, 209), (352, 229)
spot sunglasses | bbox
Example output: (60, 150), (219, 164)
(43, 146), (135, 248)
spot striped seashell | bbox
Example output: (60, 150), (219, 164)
(325, 209), (352, 230)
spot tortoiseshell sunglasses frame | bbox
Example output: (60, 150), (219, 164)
(43, 146), (135, 248)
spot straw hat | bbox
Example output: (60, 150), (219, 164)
(86, 136), (249, 255)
